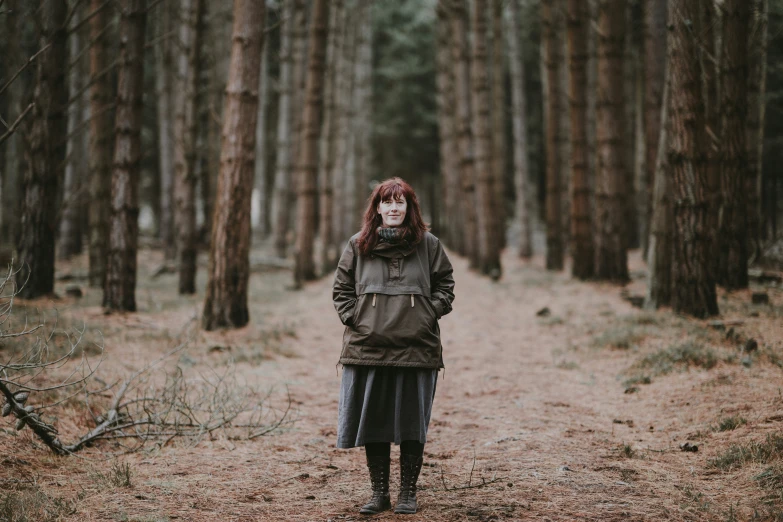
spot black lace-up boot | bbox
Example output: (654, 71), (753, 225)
(359, 455), (391, 514)
(394, 453), (423, 514)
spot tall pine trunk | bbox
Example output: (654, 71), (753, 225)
(272, 0), (299, 258)
(293, 0), (329, 286)
(318, 0), (345, 273)
(450, 0), (480, 268)
(507, 0), (533, 259)
(351, 3), (372, 234)
(103, 0), (147, 312)
(746, 0), (767, 259)
(594, 0), (628, 282)
(155, 4), (175, 261)
(173, 0), (205, 294)
(436, 0), (464, 255)
(541, 0), (564, 270)
(716, 0), (751, 289)
(253, 30), (271, 239)
(490, 0), (506, 250)
(17, 0), (68, 299)
(567, 0), (594, 279)
(202, 0), (265, 329)
(668, 0), (718, 317)
(642, 0), (667, 260)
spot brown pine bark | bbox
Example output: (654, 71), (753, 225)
(293, 0), (329, 286)
(594, 0), (628, 282)
(351, 3), (372, 235)
(1, 0), (24, 245)
(202, 0), (265, 329)
(746, 0), (767, 257)
(59, 12), (87, 260)
(173, 0), (205, 294)
(567, 0), (594, 279)
(318, 0), (345, 273)
(450, 0), (480, 269)
(541, 0), (564, 271)
(645, 75), (671, 309)
(471, 0), (502, 278)
(17, 0), (68, 299)
(436, 0), (464, 255)
(155, 3), (175, 261)
(88, 0), (114, 287)
(272, 0), (300, 258)
(668, 0), (718, 317)
(253, 31), (271, 239)
(490, 0), (506, 250)
(507, 0), (532, 259)
(716, 0), (751, 289)
(103, 0), (147, 312)
(642, 0), (667, 259)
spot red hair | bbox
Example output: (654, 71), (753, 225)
(355, 177), (428, 256)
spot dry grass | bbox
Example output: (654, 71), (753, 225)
(709, 434), (783, 471)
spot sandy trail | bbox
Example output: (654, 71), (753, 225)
(5, 247), (783, 521)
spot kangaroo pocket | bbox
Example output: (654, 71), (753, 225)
(350, 293), (439, 348)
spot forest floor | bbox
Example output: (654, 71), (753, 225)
(2, 241), (783, 522)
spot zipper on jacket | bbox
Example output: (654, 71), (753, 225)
(372, 294), (376, 307)
(411, 294), (414, 307)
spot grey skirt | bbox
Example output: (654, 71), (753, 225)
(337, 365), (438, 448)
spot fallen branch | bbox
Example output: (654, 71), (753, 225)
(437, 454), (505, 491)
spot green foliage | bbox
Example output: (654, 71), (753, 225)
(713, 416), (747, 433)
(371, 0), (438, 190)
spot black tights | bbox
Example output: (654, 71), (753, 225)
(365, 440), (424, 459)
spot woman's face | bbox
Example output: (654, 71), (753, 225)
(377, 195), (407, 228)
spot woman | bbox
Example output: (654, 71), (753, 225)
(332, 177), (455, 515)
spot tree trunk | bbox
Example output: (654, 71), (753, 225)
(293, 0), (329, 286)
(567, 0), (594, 279)
(623, 1), (639, 250)
(450, 0), (480, 269)
(437, 0), (464, 255)
(746, 0), (767, 257)
(668, 0), (718, 317)
(173, 0), (205, 295)
(253, 31), (271, 239)
(490, 0), (506, 250)
(58, 11), (87, 260)
(272, 0), (300, 258)
(594, 0), (628, 282)
(351, 2), (372, 235)
(541, 0), (564, 270)
(716, 0), (751, 289)
(155, 4), (175, 261)
(17, 0), (68, 299)
(471, 0), (502, 278)
(318, 0), (344, 273)
(103, 0), (147, 312)
(202, 0), (265, 329)
(642, 0), (667, 260)
(645, 75), (671, 309)
(507, 0), (532, 259)
(557, 10), (572, 257)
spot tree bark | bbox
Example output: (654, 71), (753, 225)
(567, 0), (594, 279)
(1, 0), (24, 245)
(155, 3), (175, 261)
(490, 0), (506, 250)
(173, 0), (205, 294)
(103, 0), (147, 312)
(642, 0), (667, 259)
(202, 0), (264, 329)
(541, 0), (564, 271)
(668, 0), (718, 317)
(645, 75), (671, 309)
(450, 0), (480, 269)
(351, 2), (372, 235)
(437, 0), (464, 255)
(623, 1), (639, 250)
(293, 0), (329, 286)
(59, 10), (87, 260)
(17, 0), (68, 299)
(507, 0), (532, 259)
(716, 0), (751, 289)
(746, 0), (767, 257)
(594, 0), (628, 282)
(253, 29), (271, 239)
(272, 0), (301, 258)
(318, 0), (345, 273)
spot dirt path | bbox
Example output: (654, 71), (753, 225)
(5, 247), (783, 521)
